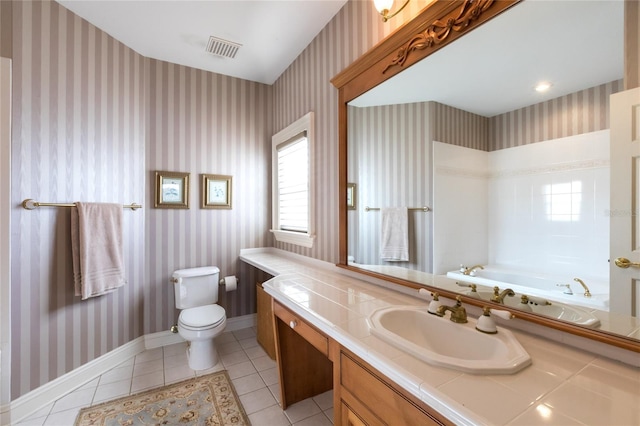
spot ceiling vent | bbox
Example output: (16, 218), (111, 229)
(205, 36), (242, 59)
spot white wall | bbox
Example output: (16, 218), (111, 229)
(432, 141), (489, 274)
(488, 130), (610, 281)
(433, 130), (610, 282)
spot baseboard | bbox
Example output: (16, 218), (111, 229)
(225, 313), (256, 332)
(8, 336), (146, 424)
(144, 329), (185, 349)
(7, 313), (257, 424)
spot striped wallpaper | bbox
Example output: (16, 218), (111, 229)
(6, 0), (274, 398)
(490, 80), (624, 150)
(144, 58), (272, 335)
(348, 102), (433, 271)
(625, 0), (640, 89)
(2, 0), (637, 403)
(347, 101), (487, 270)
(9, 0), (146, 398)
(0, 1), (12, 58)
(1, 57), (12, 409)
(270, 0), (429, 262)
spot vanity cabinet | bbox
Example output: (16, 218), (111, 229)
(272, 300), (333, 409)
(271, 300), (452, 425)
(336, 347), (453, 426)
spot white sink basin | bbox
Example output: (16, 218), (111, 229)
(368, 306), (531, 375)
(469, 291), (601, 328)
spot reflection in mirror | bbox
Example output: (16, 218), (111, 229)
(345, 0), (639, 339)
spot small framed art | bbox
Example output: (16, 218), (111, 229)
(202, 174), (232, 209)
(347, 183), (356, 210)
(155, 171), (190, 209)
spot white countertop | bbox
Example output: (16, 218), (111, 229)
(240, 248), (640, 426)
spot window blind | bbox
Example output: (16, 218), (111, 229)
(277, 132), (309, 233)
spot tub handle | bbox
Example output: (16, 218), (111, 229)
(614, 257), (640, 269)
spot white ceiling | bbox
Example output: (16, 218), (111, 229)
(350, 0), (624, 117)
(56, 0), (624, 113)
(56, 0), (349, 85)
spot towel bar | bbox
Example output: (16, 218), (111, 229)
(22, 199), (142, 211)
(365, 206), (431, 212)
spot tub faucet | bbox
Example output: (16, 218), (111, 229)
(557, 283), (573, 295)
(436, 296), (468, 323)
(573, 278), (592, 298)
(491, 286), (515, 304)
(461, 264), (484, 276)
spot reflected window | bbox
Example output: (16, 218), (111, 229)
(544, 181), (582, 221)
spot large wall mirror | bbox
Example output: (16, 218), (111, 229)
(333, 0), (639, 352)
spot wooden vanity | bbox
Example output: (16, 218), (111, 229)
(242, 249), (640, 425)
(272, 299), (452, 425)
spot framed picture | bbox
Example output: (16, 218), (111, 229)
(347, 183), (356, 210)
(155, 171), (190, 209)
(202, 174), (232, 209)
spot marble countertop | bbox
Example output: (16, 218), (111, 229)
(240, 248), (640, 425)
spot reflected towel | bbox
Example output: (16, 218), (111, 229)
(380, 207), (409, 262)
(71, 202), (126, 300)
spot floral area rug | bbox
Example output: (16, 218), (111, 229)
(74, 370), (250, 425)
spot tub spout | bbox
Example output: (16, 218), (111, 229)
(574, 278), (592, 298)
(491, 286), (515, 304)
(462, 264), (484, 276)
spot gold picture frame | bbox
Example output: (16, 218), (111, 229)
(202, 174), (232, 209)
(347, 183), (356, 210)
(155, 171), (190, 209)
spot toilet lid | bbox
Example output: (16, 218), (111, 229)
(179, 304), (226, 329)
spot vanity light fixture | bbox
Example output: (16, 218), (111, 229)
(373, 0), (410, 22)
(535, 81), (552, 93)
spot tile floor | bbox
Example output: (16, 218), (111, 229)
(15, 327), (334, 426)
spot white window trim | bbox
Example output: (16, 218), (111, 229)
(271, 112), (315, 248)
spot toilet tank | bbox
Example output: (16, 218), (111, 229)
(172, 266), (220, 309)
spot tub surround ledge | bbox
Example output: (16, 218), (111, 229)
(242, 248), (640, 426)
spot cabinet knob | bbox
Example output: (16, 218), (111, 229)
(289, 320), (298, 329)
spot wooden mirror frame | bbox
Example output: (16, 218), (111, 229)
(331, 0), (639, 353)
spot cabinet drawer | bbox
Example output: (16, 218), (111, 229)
(273, 301), (328, 356)
(340, 352), (448, 426)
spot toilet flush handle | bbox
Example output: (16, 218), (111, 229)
(289, 320), (298, 329)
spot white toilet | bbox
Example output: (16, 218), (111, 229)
(172, 266), (227, 370)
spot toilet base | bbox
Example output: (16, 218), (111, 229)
(186, 339), (219, 370)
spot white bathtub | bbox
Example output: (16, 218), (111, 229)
(446, 266), (609, 311)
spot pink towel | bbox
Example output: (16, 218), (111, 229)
(71, 202), (126, 300)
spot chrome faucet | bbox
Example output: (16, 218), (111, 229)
(573, 278), (592, 298)
(461, 264), (484, 276)
(490, 286), (515, 304)
(436, 296), (468, 323)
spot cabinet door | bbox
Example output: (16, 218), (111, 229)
(339, 350), (451, 426)
(342, 402), (368, 426)
(256, 283), (276, 359)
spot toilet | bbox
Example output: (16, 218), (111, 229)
(172, 266), (227, 370)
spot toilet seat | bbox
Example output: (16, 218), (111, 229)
(178, 304), (226, 331)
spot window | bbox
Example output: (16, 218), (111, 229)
(271, 112), (315, 248)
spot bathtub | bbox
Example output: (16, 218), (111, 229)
(446, 265), (609, 311)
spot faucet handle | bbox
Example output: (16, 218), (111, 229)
(557, 283), (573, 295)
(476, 306), (498, 334)
(427, 292), (442, 315)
